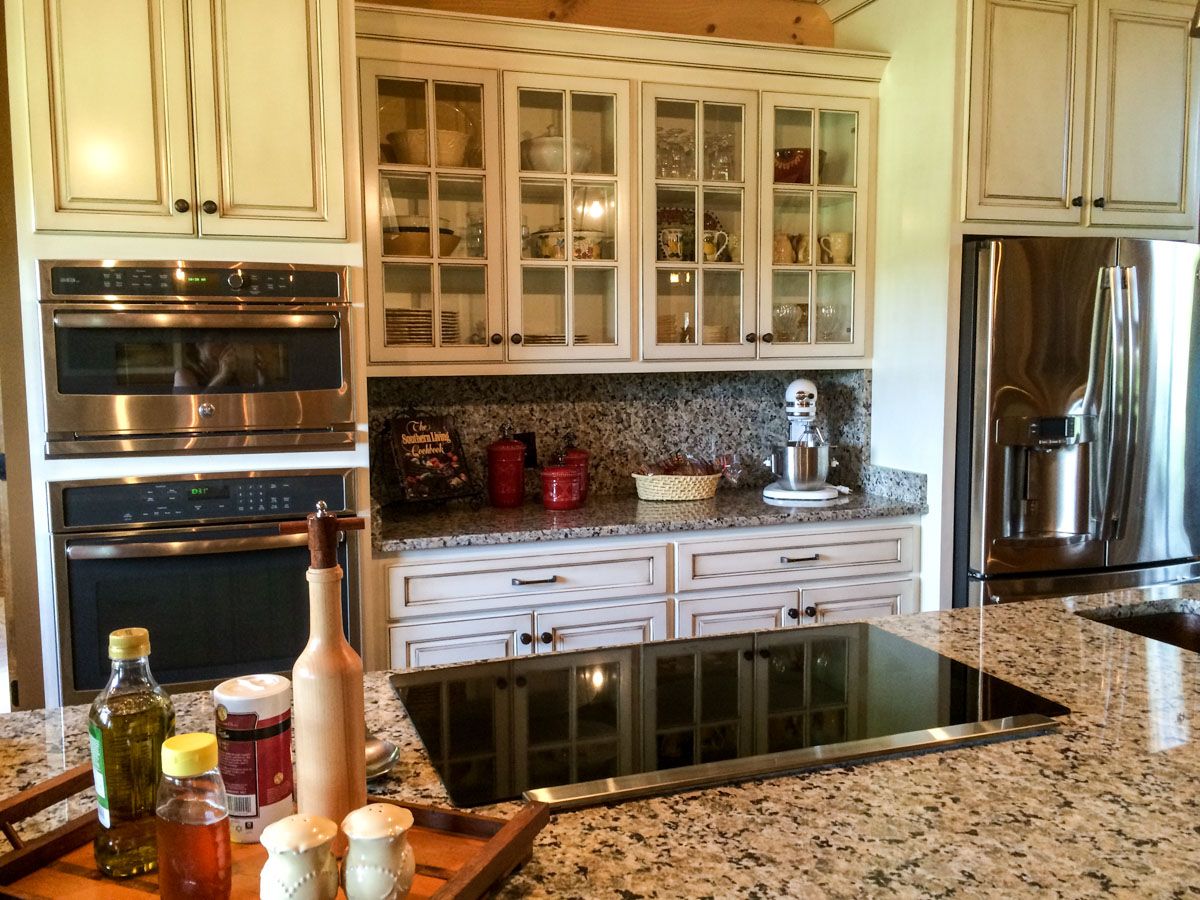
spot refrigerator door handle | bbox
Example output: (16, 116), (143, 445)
(1101, 265), (1138, 540)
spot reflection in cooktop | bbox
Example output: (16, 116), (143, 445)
(391, 623), (1069, 809)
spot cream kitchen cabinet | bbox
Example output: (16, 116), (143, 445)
(358, 7), (886, 372)
(965, 0), (1199, 229)
(388, 600), (670, 669)
(641, 85), (871, 361)
(674, 578), (915, 638)
(21, 0), (346, 238)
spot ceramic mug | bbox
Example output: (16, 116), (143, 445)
(772, 232), (794, 264)
(702, 229), (729, 262)
(820, 232), (852, 265)
(659, 227), (685, 261)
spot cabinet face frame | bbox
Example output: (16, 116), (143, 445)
(22, 0), (195, 233)
(1088, 0), (1200, 228)
(758, 92), (871, 359)
(502, 71), (634, 362)
(964, 0), (1089, 224)
(189, 0), (346, 238)
(360, 59), (505, 363)
(640, 83), (759, 361)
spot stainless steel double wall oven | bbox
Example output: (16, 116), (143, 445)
(39, 260), (353, 456)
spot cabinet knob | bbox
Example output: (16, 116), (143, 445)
(1093, 197), (1106, 209)
(515, 676), (527, 688)
(519, 632), (533, 645)
(804, 606), (817, 618)
(758, 648), (770, 659)
(539, 631), (553, 645)
(743, 649), (754, 661)
(787, 607), (799, 619)
(201, 200), (218, 215)
(761, 332), (774, 343)
(490, 333), (503, 345)
(511, 333), (524, 345)
(173, 198), (191, 213)
(1071, 196), (1084, 208)
(496, 677), (508, 689)
(745, 332), (757, 343)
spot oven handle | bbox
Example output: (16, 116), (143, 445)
(65, 531), (317, 560)
(53, 311), (340, 330)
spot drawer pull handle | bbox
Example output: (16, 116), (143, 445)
(512, 575), (559, 586)
(780, 554), (820, 564)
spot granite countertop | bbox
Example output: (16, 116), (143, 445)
(6, 585), (1200, 896)
(374, 487), (927, 552)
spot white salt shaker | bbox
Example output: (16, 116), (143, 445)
(341, 803), (416, 900)
(260, 813), (340, 900)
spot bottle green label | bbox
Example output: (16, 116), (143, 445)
(88, 720), (110, 829)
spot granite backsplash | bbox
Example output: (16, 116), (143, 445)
(367, 370), (908, 503)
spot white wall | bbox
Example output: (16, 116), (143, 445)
(834, 0), (964, 609)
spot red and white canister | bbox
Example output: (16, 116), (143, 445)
(213, 674), (295, 843)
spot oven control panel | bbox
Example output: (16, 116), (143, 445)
(43, 262), (342, 300)
(59, 473), (350, 529)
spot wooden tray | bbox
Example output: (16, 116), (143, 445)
(0, 764), (548, 900)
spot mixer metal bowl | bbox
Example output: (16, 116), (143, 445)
(766, 443), (831, 490)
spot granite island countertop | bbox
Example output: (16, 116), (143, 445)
(374, 486), (927, 552)
(6, 586), (1200, 896)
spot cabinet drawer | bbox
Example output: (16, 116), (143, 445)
(388, 545), (669, 617)
(676, 526), (913, 592)
(799, 579), (914, 624)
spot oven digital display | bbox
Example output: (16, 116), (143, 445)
(189, 486), (230, 500)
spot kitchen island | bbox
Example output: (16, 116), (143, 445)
(3, 586), (1197, 896)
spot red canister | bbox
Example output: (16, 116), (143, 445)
(561, 443), (590, 503)
(487, 427), (527, 508)
(541, 466), (584, 510)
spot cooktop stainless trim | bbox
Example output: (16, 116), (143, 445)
(523, 713), (1060, 810)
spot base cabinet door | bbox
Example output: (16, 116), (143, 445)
(535, 600), (670, 653)
(675, 589), (799, 638)
(389, 613), (535, 669)
(799, 580), (914, 625)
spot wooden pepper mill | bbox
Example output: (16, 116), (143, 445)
(280, 501), (367, 854)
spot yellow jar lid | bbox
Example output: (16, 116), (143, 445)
(162, 733), (217, 777)
(108, 627), (150, 660)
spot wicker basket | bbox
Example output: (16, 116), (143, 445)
(632, 472), (723, 501)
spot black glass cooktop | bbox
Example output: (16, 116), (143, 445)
(390, 623), (1069, 810)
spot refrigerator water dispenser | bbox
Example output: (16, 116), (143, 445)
(997, 415), (1097, 539)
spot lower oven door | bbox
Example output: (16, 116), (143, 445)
(43, 305), (352, 453)
(55, 524), (355, 704)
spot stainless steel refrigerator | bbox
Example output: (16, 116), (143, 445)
(954, 237), (1200, 605)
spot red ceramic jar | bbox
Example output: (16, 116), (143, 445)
(541, 466), (584, 510)
(560, 446), (590, 502)
(486, 430), (527, 508)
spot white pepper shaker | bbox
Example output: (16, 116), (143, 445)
(260, 813), (340, 900)
(341, 803), (416, 900)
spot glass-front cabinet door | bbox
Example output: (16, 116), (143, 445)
(759, 93), (870, 359)
(503, 74), (631, 361)
(362, 61), (504, 363)
(642, 86), (758, 360)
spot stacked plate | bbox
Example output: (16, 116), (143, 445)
(385, 308), (433, 345)
(524, 333), (567, 346)
(384, 309), (461, 346)
(440, 310), (461, 344)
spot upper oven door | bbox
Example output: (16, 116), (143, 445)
(42, 303), (352, 439)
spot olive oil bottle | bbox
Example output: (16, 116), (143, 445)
(88, 628), (175, 878)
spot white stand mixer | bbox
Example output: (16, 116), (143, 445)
(762, 378), (848, 504)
